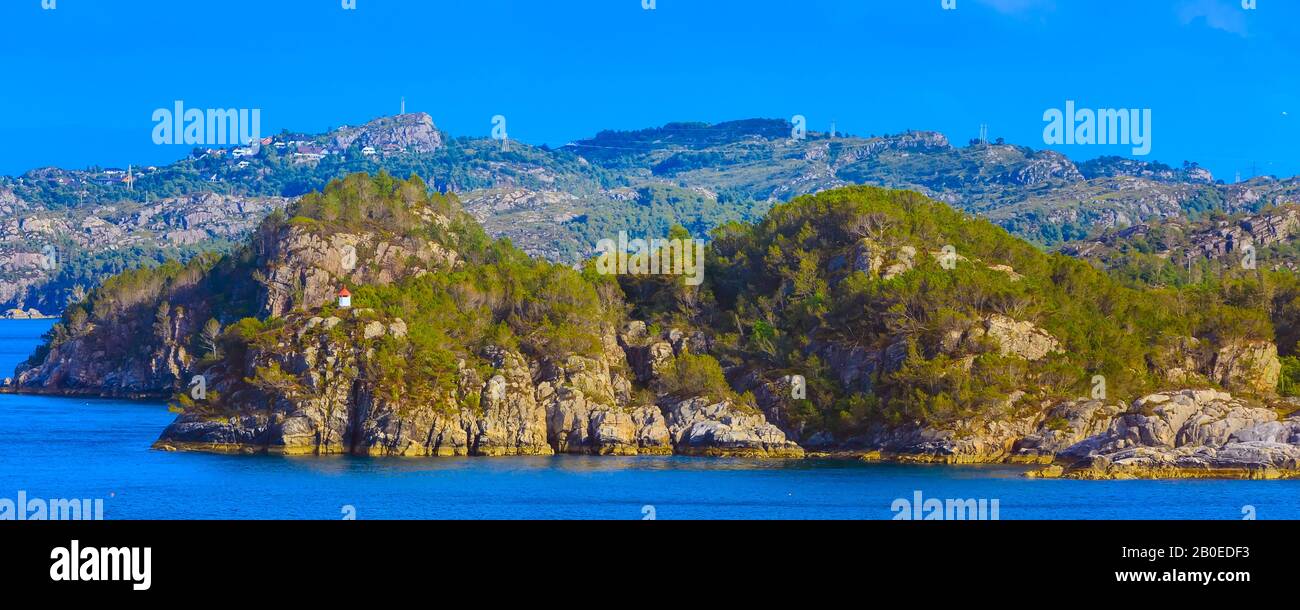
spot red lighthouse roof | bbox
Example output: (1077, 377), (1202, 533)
(338, 287), (351, 297)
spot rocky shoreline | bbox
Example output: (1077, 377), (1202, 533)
(848, 389), (1300, 480)
(141, 314), (805, 460)
(11, 177), (1300, 480)
(9, 375), (1300, 479)
(9, 305), (1298, 476)
(10, 311), (1300, 476)
(2, 308), (55, 320)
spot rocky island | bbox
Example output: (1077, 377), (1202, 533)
(10, 173), (1300, 478)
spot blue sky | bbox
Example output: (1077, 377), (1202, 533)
(0, 0), (1296, 180)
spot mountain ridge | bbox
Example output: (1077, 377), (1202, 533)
(4, 113), (1300, 318)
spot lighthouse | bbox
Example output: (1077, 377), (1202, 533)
(337, 287), (352, 308)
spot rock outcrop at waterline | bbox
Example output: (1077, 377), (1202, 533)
(819, 387), (1300, 478)
(1028, 390), (1300, 479)
(153, 312), (801, 458)
(801, 389), (1300, 479)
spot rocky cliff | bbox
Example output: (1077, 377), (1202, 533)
(1028, 390), (1300, 479)
(155, 311), (801, 458)
(10, 173), (802, 459)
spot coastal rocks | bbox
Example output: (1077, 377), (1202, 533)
(742, 372), (808, 442)
(1046, 443), (1300, 480)
(14, 333), (182, 398)
(1119, 390), (1275, 449)
(861, 409), (1041, 464)
(666, 397), (804, 458)
(156, 414), (277, 454)
(471, 348), (552, 456)
(538, 354), (670, 455)
(2, 308), (50, 319)
(1012, 399), (1125, 460)
(155, 314), (799, 459)
(544, 398), (671, 456)
(631, 405), (674, 452)
(156, 315), (553, 457)
(1035, 390), (1300, 479)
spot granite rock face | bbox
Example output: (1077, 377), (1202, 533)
(156, 315), (798, 458)
(1012, 399), (1125, 460)
(980, 315), (1062, 361)
(666, 397), (804, 458)
(1209, 341), (1280, 395)
(539, 353), (672, 456)
(159, 313), (552, 457)
(256, 222), (460, 319)
(328, 113), (444, 154)
(1036, 390), (1300, 479)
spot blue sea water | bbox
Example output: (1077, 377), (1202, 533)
(2, 319), (1299, 520)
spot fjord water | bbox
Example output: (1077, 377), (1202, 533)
(3, 320), (1298, 520)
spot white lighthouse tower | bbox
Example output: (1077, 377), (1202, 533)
(337, 287), (352, 308)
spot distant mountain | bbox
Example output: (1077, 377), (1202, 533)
(1060, 202), (1300, 285)
(4, 113), (1300, 315)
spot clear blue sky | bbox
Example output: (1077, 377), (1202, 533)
(1, 0), (1296, 181)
